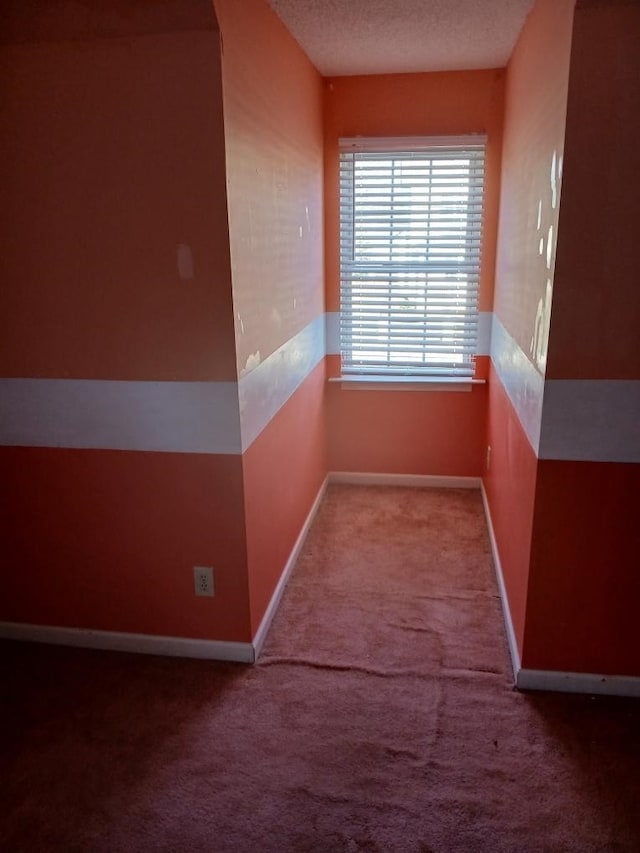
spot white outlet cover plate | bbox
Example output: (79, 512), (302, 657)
(193, 566), (214, 597)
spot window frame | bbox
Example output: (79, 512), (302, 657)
(338, 135), (487, 384)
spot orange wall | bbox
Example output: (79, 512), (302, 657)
(546, 0), (640, 380)
(521, 0), (640, 677)
(492, 0), (574, 367)
(485, 0), (575, 661)
(243, 363), (326, 635)
(324, 71), (504, 476)
(2, 0), (327, 650)
(0, 2), (253, 643)
(214, 0), (324, 375)
(0, 0), (218, 43)
(0, 23), (237, 382)
(488, 0), (640, 679)
(6, 0), (636, 679)
(1, 447), (251, 641)
(214, 0), (327, 636)
(327, 377), (488, 478)
(524, 460), (640, 675)
(484, 366), (537, 652)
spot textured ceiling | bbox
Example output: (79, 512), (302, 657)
(267, 0), (534, 77)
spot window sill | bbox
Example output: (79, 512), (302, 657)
(327, 376), (486, 392)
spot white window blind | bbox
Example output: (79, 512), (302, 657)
(339, 136), (486, 378)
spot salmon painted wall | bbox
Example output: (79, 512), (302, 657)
(328, 361), (488, 478)
(491, 0), (574, 370)
(488, 0), (640, 678)
(214, 0), (327, 636)
(547, 0), (640, 381)
(486, 365), (538, 653)
(1, 448), (250, 641)
(521, 0), (640, 677)
(0, 2), (254, 643)
(324, 70), (504, 475)
(242, 363), (326, 635)
(484, 0), (575, 660)
(0, 22), (237, 382)
(525, 460), (640, 675)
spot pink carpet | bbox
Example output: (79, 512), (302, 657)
(1, 486), (639, 851)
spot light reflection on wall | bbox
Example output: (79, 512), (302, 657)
(530, 150), (562, 373)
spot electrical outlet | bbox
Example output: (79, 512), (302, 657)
(193, 566), (214, 597)
(486, 445), (492, 471)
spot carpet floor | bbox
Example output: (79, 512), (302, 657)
(1, 485), (639, 852)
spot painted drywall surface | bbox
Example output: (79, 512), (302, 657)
(0, 29), (237, 382)
(546, 0), (640, 380)
(490, 0), (640, 681)
(521, 0), (640, 679)
(214, 0), (327, 637)
(0, 0), (217, 44)
(492, 0), (574, 373)
(0, 447), (252, 642)
(523, 460), (640, 676)
(243, 362), (327, 636)
(0, 5), (255, 645)
(238, 315), (324, 452)
(484, 365), (538, 654)
(324, 70), (504, 475)
(214, 0), (324, 379)
(485, 0), (575, 665)
(327, 380), (488, 477)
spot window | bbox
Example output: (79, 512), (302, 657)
(339, 136), (486, 379)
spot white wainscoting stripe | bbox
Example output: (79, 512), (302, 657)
(238, 315), (325, 451)
(490, 317), (640, 464)
(0, 379), (242, 455)
(480, 483), (522, 681)
(0, 316), (327, 456)
(540, 379), (640, 463)
(0, 622), (254, 663)
(329, 472), (482, 489)
(252, 476), (328, 659)
(325, 311), (340, 356)
(516, 669), (640, 698)
(490, 314), (544, 455)
(0, 311), (505, 458)
(476, 311), (493, 357)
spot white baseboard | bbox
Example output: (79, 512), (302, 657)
(480, 482), (522, 680)
(0, 621), (254, 663)
(252, 475), (329, 659)
(329, 471), (482, 489)
(516, 668), (640, 697)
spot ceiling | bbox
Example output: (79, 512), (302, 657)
(267, 0), (534, 77)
